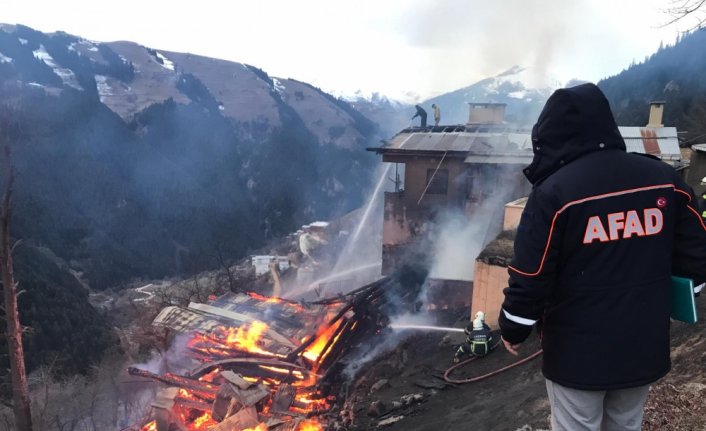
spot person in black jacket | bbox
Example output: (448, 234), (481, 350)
(412, 105), (427, 128)
(498, 83), (706, 431)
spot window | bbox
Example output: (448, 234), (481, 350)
(425, 169), (448, 195)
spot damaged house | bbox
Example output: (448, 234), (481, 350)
(368, 101), (684, 313)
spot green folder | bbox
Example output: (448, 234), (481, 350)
(671, 276), (698, 324)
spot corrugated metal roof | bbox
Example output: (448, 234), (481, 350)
(384, 131), (532, 153)
(619, 127), (680, 159)
(380, 126), (681, 164)
(618, 126), (677, 138)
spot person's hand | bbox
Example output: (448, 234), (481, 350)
(502, 337), (521, 356)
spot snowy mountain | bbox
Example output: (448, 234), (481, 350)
(423, 66), (558, 127)
(0, 24), (380, 290)
(0, 24), (378, 150)
(344, 91), (412, 138)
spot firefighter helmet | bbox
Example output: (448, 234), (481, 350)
(474, 311), (485, 322)
(472, 317), (484, 330)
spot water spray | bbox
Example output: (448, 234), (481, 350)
(389, 324), (465, 333)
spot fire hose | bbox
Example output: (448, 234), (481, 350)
(442, 342), (543, 384)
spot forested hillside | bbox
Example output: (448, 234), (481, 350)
(599, 30), (706, 144)
(0, 24), (379, 378)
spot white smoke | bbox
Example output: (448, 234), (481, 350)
(130, 333), (194, 374)
(427, 210), (489, 281)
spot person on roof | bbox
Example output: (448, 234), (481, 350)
(412, 105), (427, 128)
(432, 103), (441, 126)
(499, 83), (706, 431)
(453, 311), (493, 363)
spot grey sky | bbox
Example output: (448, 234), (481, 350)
(3, 0), (687, 101)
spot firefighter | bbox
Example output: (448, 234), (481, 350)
(412, 105), (427, 128)
(453, 311), (493, 363)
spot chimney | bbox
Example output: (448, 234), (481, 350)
(467, 103), (506, 126)
(647, 101), (665, 128)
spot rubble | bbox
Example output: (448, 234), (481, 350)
(132, 278), (393, 431)
(377, 415), (404, 428)
(369, 379), (389, 394)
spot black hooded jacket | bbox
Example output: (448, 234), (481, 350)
(499, 83), (706, 390)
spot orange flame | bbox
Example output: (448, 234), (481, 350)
(197, 367), (221, 382)
(247, 292), (304, 311)
(243, 424), (268, 431)
(223, 321), (271, 355)
(297, 418), (324, 431)
(247, 292), (284, 303)
(302, 321), (342, 363)
(190, 411), (216, 430)
(140, 420), (157, 431)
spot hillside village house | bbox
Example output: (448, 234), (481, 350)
(368, 101), (685, 313)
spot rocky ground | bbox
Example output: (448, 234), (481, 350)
(341, 299), (706, 431)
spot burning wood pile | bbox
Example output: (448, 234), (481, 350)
(131, 278), (389, 431)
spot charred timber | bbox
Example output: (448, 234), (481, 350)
(127, 367), (218, 395)
(287, 282), (387, 362)
(309, 277), (389, 305)
(173, 397), (212, 412)
(190, 358), (314, 380)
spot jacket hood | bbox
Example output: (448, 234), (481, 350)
(524, 83), (625, 185)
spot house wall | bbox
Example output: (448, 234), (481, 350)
(503, 197), (528, 231)
(402, 156), (468, 208)
(381, 155), (468, 275)
(470, 260), (508, 328)
(381, 155), (530, 276)
(687, 145), (706, 192)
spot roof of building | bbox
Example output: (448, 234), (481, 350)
(379, 127), (532, 154)
(370, 126), (683, 166)
(477, 229), (516, 267)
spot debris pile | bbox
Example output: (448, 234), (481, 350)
(130, 279), (390, 431)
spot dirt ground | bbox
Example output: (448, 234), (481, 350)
(341, 299), (706, 431)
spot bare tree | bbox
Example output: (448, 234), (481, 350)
(0, 145), (32, 430)
(663, 0), (706, 31)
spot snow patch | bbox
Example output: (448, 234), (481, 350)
(508, 90), (527, 99)
(18, 38), (27, 45)
(272, 78), (286, 95)
(95, 75), (112, 103)
(69, 40), (99, 54)
(155, 51), (175, 71)
(33, 45), (82, 89)
(0, 52), (12, 63)
(332, 89), (407, 107)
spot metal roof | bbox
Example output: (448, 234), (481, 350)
(376, 126), (682, 165)
(384, 130), (532, 153)
(619, 127), (680, 160)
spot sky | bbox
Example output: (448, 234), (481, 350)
(2, 0), (693, 102)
